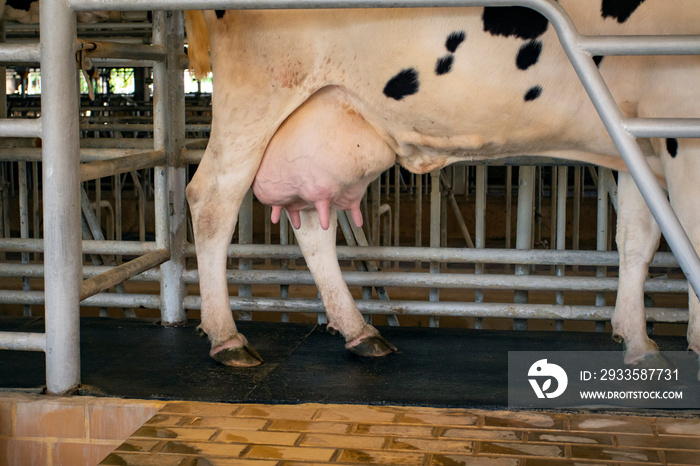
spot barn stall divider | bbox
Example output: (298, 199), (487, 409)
(0, 0), (697, 395)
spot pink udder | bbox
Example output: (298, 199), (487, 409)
(251, 87), (395, 230)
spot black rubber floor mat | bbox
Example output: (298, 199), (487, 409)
(0, 317), (689, 408)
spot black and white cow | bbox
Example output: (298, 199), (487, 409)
(183, 1), (700, 373)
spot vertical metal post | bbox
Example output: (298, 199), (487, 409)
(572, 166), (582, 271)
(238, 190), (253, 321)
(19, 162), (31, 316)
(505, 166), (512, 249)
(41, 0), (81, 395)
(264, 204), (271, 265)
(453, 164), (466, 196)
(414, 173), (422, 269)
(154, 10), (187, 324)
(549, 168), (557, 252)
(429, 169), (440, 328)
(514, 166), (535, 330)
(0, 163), (9, 260)
(595, 167), (610, 332)
(32, 163), (39, 240)
(371, 178), (380, 246)
(555, 166), (567, 330)
(474, 165), (486, 329)
(279, 213), (290, 323)
(393, 164), (400, 268)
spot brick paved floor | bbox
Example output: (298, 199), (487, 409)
(100, 402), (700, 465)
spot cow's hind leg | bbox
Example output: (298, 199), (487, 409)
(293, 207), (397, 357)
(612, 172), (662, 364)
(187, 142), (264, 367)
(660, 138), (700, 377)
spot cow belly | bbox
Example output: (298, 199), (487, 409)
(252, 86), (396, 230)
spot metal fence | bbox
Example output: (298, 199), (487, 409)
(0, 0), (698, 394)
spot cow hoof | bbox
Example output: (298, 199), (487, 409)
(210, 339), (263, 367)
(347, 334), (397, 358)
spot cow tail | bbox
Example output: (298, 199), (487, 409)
(184, 11), (211, 80)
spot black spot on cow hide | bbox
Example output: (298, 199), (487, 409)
(7, 0), (33, 11)
(215, 10), (226, 19)
(601, 0), (646, 23)
(516, 40), (543, 70)
(666, 138), (678, 158)
(383, 68), (420, 101)
(445, 31), (466, 53)
(435, 55), (454, 75)
(593, 55), (604, 67)
(482, 7), (550, 40)
(524, 85), (543, 101)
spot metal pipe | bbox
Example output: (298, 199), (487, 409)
(80, 123), (208, 132)
(0, 42), (40, 64)
(18, 161), (31, 316)
(579, 35), (700, 56)
(555, 166), (567, 309)
(514, 166), (535, 327)
(181, 296), (689, 323)
(0, 331), (46, 352)
(0, 289), (686, 324)
(79, 150), (165, 182)
(572, 166), (581, 258)
(0, 290), (161, 309)
(595, 167), (610, 332)
(474, 165), (486, 313)
(0, 147), (172, 163)
(623, 118), (700, 139)
(79, 249), (170, 301)
(179, 242), (682, 268)
(505, 166), (512, 249)
(0, 263), (688, 294)
(0, 238), (157, 255)
(429, 170), (440, 327)
(40, 0), (81, 395)
(0, 118), (41, 138)
(238, 189), (254, 321)
(80, 40), (166, 62)
(441, 170), (474, 248)
(154, 10), (188, 325)
(371, 178), (380, 246)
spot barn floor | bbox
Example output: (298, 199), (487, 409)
(2, 318), (699, 464)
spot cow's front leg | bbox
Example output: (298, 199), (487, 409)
(293, 207), (396, 357)
(187, 144), (264, 367)
(612, 172), (662, 364)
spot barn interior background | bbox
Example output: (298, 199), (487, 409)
(0, 6), (692, 394)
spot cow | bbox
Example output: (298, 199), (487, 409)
(183, 1), (700, 373)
